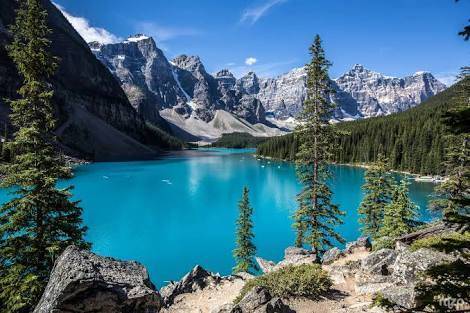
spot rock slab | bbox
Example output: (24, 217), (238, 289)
(34, 246), (162, 313)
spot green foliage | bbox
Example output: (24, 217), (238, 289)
(257, 80), (468, 175)
(144, 122), (185, 150)
(371, 292), (395, 309)
(357, 154), (394, 240)
(430, 70), (469, 220)
(410, 231), (470, 253)
(233, 187), (258, 274)
(0, 1), (89, 312)
(235, 264), (331, 303)
(293, 35), (344, 253)
(211, 132), (269, 148)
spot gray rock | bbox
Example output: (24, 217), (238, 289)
(0, 0), (165, 161)
(344, 237), (372, 254)
(391, 248), (456, 285)
(256, 64), (446, 120)
(276, 246), (317, 268)
(231, 286), (293, 313)
(34, 246), (161, 313)
(361, 249), (397, 276)
(381, 285), (417, 310)
(322, 247), (343, 265)
(256, 256), (276, 274)
(160, 265), (221, 307)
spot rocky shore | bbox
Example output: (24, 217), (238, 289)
(33, 225), (465, 313)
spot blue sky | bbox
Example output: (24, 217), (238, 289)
(54, 0), (469, 84)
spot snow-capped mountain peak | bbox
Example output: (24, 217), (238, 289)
(124, 34), (150, 43)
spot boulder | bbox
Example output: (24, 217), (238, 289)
(322, 247), (343, 265)
(34, 246), (161, 313)
(256, 257), (276, 274)
(344, 237), (372, 254)
(360, 249), (397, 276)
(381, 285), (417, 310)
(391, 248), (456, 285)
(276, 246), (317, 268)
(231, 286), (293, 313)
(160, 265), (221, 307)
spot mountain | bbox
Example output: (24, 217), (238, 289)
(0, 0), (180, 161)
(90, 34), (446, 141)
(257, 64), (447, 120)
(256, 78), (466, 175)
(91, 36), (281, 141)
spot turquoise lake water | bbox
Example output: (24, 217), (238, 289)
(0, 148), (437, 287)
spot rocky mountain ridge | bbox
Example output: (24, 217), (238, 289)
(0, 1), (177, 161)
(258, 64), (447, 120)
(91, 35), (446, 141)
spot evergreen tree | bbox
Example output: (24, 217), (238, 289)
(233, 186), (257, 274)
(0, 1), (89, 312)
(378, 180), (420, 239)
(293, 35), (344, 254)
(357, 154), (395, 239)
(431, 68), (470, 219)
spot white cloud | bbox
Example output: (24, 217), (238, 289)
(54, 3), (120, 44)
(135, 22), (202, 43)
(240, 0), (287, 25)
(245, 57), (258, 66)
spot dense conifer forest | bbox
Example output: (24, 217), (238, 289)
(211, 132), (269, 148)
(257, 79), (466, 175)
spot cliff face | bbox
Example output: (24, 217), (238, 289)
(0, 0), (164, 160)
(257, 65), (447, 120)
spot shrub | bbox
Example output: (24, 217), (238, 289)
(410, 232), (470, 253)
(235, 264), (332, 303)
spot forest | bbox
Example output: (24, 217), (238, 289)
(256, 79), (466, 175)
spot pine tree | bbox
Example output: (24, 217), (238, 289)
(0, 1), (89, 312)
(358, 154), (394, 239)
(431, 67), (469, 220)
(293, 35), (344, 254)
(378, 180), (420, 239)
(233, 186), (257, 274)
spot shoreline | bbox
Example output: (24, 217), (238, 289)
(254, 154), (447, 183)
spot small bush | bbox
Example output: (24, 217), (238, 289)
(410, 232), (470, 253)
(372, 236), (394, 251)
(372, 292), (395, 309)
(235, 264), (332, 303)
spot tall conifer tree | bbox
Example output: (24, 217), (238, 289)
(233, 187), (257, 274)
(0, 1), (89, 311)
(431, 67), (470, 219)
(376, 180), (420, 247)
(293, 35), (344, 254)
(358, 154), (394, 239)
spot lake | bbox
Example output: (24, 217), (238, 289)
(0, 148), (436, 287)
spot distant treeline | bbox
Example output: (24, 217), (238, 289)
(211, 132), (269, 148)
(257, 80), (465, 175)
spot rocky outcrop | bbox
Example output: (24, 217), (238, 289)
(34, 246), (162, 313)
(257, 65), (446, 120)
(0, 0), (166, 161)
(322, 247), (343, 265)
(256, 247), (317, 274)
(230, 287), (293, 313)
(160, 265), (222, 307)
(344, 236), (372, 254)
(92, 35), (183, 125)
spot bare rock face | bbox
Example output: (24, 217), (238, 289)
(160, 265), (222, 307)
(256, 247), (317, 274)
(256, 64), (446, 120)
(344, 236), (372, 254)
(34, 246), (162, 313)
(0, 0), (165, 161)
(322, 247), (343, 265)
(231, 287), (293, 313)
